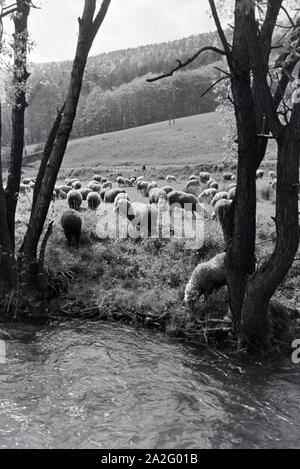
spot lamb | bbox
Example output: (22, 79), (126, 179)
(199, 172), (211, 183)
(223, 172), (235, 181)
(115, 199), (158, 237)
(184, 253), (226, 311)
(149, 188), (167, 204)
(67, 189), (83, 211)
(61, 209), (82, 248)
(104, 188), (126, 203)
(211, 191), (229, 206)
(166, 175), (177, 182)
(87, 191), (101, 210)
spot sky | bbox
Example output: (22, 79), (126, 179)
(11, 0), (215, 63)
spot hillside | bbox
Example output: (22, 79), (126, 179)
(2, 32), (224, 146)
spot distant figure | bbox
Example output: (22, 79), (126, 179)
(142, 165), (146, 171)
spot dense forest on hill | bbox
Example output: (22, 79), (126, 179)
(2, 31), (223, 147)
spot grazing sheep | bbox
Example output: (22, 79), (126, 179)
(72, 180), (82, 190)
(149, 188), (167, 204)
(117, 176), (125, 186)
(228, 186), (236, 200)
(212, 199), (232, 220)
(19, 183), (30, 195)
(29, 181), (35, 189)
(168, 190), (208, 217)
(146, 181), (158, 194)
(115, 199), (158, 237)
(104, 188), (126, 203)
(93, 175), (102, 182)
(59, 185), (72, 194)
(189, 174), (199, 181)
(100, 187), (108, 201)
(66, 178), (78, 187)
(114, 192), (130, 208)
(67, 189), (83, 211)
(137, 180), (149, 194)
(223, 172), (235, 181)
(58, 189), (67, 200)
(209, 180), (219, 190)
(199, 172), (211, 183)
(161, 185), (173, 194)
(198, 188), (217, 204)
(185, 179), (200, 192)
(79, 187), (93, 200)
(211, 191), (229, 206)
(136, 176), (144, 183)
(256, 169), (264, 179)
(184, 253), (226, 311)
(129, 177), (136, 186)
(61, 209), (82, 248)
(22, 177), (32, 185)
(101, 177), (108, 184)
(124, 178), (131, 187)
(87, 191), (101, 210)
(166, 175), (177, 182)
(269, 170), (276, 180)
(102, 181), (113, 190)
(87, 181), (102, 193)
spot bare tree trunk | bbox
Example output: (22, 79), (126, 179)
(5, 0), (30, 248)
(20, 0), (111, 291)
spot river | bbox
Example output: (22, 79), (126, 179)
(0, 321), (299, 449)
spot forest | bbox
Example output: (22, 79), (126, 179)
(1, 31), (221, 148)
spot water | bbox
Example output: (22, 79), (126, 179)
(0, 321), (299, 449)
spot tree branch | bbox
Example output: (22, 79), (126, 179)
(200, 76), (229, 98)
(208, 0), (235, 73)
(146, 46), (225, 83)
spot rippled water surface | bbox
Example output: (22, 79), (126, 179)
(0, 321), (299, 449)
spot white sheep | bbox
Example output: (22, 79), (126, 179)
(184, 253), (226, 311)
(198, 188), (217, 204)
(199, 172), (211, 183)
(67, 189), (83, 211)
(211, 191), (229, 206)
(115, 199), (158, 237)
(166, 175), (177, 182)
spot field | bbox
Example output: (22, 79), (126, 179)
(17, 111), (299, 345)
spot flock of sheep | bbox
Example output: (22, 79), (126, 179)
(19, 167), (278, 311)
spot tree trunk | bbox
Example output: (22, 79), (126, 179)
(5, 0), (30, 248)
(240, 126), (300, 349)
(19, 0), (111, 292)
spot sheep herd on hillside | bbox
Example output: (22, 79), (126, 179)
(19, 167), (279, 311)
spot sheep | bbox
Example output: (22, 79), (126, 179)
(117, 176), (126, 186)
(271, 178), (277, 191)
(149, 188), (167, 204)
(189, 174), (199, 181)
(114, 192), (130, 208)
(166, 175), (177, 182)
(199, 172), (211, 183)
(137, 180), (149, 194)
(93, 175), (102, 182)
(227, 183), (237, 190)
(198, 188), (217, 204)
(184, 253), (226, 311)
(136, 176), (144, 183)
(22, 177), (32, 185)
(208, 180), (219, 190)
(102, 181), (113, 190)
(87, 181), (102, 193)
(223, 172), (235, 181)
(61, 209), (82, 248)
(161, 185), (173, 194)
(72, 180), (82, 190)
(147, 181), (158, 193)
(66, 178), (78, 187)
(87, 191), (101, 210)
(211, 191), (229, 206)
(185, 180), (200, 192)
(101, 177), (108, 183)
(228, 186), (236, 200)
(29, 181), (35, 189)
(67, 189), (83, 211)
(115, 199), (158, 237)
(58, 189), (67, 200)
(129, 177), (136, 186)
(256, 169), (264, 179)
(19, 183), (30, 195)
(59, 185), (72, 194)
(124, 178), (131, 187)
(104, 188), (126, 203)
(269, 170), (276, 180)
(168, 190), (208, 217)
(100, 187), (108, 201)
(212, 199), (232, 220)
(79, 187), (93, 200)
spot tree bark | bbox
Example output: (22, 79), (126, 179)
(5, 0), (30, 248)
(20, 0), (111, 291)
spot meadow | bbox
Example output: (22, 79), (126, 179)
(18, 112), (299, 345)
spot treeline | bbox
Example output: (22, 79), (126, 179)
(2, 31), (222, 146)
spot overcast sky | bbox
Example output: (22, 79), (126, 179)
(20, 0), (215, 63)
